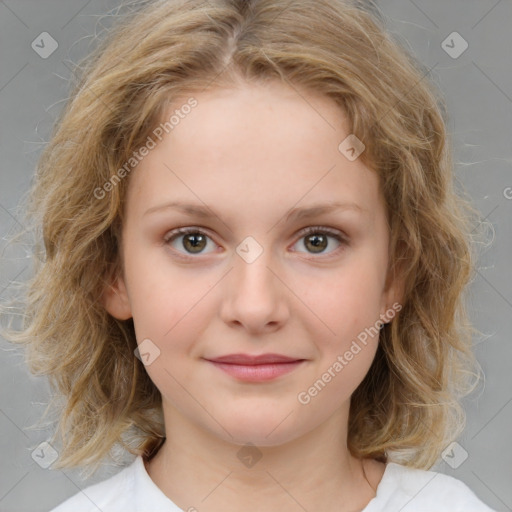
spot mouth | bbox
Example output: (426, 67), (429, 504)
(203, 353), (307, 382)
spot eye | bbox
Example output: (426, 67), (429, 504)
(163, 227), (217, 257)
(163, 226), (348, 259)
(290, 226), (348, 257)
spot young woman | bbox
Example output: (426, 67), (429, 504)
(2, 0), (496, 510)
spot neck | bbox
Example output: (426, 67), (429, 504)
(144, 402), (382, 512)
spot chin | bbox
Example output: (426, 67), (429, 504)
(210, 410), (305, 447)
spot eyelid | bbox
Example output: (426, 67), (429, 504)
(296, 225), (348, 242)
(163, 226), (216, 243)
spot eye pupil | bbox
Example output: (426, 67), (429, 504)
(184, 233), (206, 252)
(306, 233), (327, 253)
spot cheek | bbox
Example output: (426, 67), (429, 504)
(124, 245), (213, 346)
(303, 264), (383, 404)
(296, 261), (385, 380)
(305, 259), (384, 329)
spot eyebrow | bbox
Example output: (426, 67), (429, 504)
(143, 200), (368, 221)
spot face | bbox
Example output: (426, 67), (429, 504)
(104, 80), (400, 448)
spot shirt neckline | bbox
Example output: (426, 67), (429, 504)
(360, 462), (402, 510)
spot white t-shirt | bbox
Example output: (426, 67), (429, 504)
(50, 455), (496, 512)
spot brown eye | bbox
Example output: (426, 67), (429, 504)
(164, 228), (215, 255)
(163, 225), (348, 260)
(182, 232), (207, 253)
(304, 233), (328, 253)
(292, 227), (347, 257)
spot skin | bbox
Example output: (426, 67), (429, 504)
(103, 79), (402, 512)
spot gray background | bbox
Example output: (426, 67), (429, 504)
(1, 0), (511, 511)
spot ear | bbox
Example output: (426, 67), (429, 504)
(380, 258), (406, 321)
(101, 267), (132, 320)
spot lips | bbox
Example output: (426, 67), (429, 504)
(205, 354), (306, 382)
(205, 353), (304, 365)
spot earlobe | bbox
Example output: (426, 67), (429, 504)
(101, 272), (132, 320)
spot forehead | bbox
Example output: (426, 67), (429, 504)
(127, 81), (384, 223)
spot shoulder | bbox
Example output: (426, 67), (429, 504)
(365, 461), (497, 512)
(48, 456), (180, 512)
(49, 459), (136, 512)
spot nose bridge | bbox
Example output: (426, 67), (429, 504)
(220, 234), (288, 330)
(233, 235), (279, 296)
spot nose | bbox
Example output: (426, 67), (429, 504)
(219, 245), (289, 335)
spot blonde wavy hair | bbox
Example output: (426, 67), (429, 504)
(1, 0), (486, 478)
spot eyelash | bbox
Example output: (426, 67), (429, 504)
(163, 226), (349, 260)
